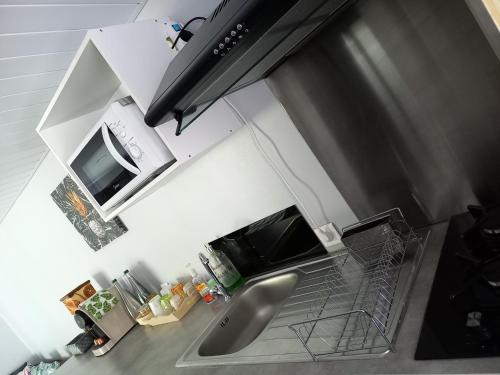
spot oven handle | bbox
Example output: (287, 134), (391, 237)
(101, 123), (141, 175)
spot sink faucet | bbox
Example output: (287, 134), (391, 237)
(199, 252), (231, 302)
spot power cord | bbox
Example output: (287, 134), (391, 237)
(223, 97), (331, 229)
(171, 16), (207, 50)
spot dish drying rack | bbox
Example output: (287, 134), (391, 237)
(268, 208), (427, 361)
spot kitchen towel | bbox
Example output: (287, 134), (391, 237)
(80, 290), (119, 320)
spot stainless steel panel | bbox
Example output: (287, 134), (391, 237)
(267, 0), (500, 226)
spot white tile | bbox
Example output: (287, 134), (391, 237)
(0, 52), (75, 79)
(0, 70), (65, 97)
(0, 88), (56, 112)
(0, 147), (47, 167)
(0, 166), (39, 186)
(0, 30), (85, 59)
(0, 103), (47, 124)
(0, 4), (140, 34)
(0, 138), (45, 156)
(0, 118), (41, 130)
(0, 0), (142, 3)
(0, 162), (41, 180)
(3, 125), (40, 140)
(0, 163), (40, 180)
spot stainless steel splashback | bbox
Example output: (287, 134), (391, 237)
(266, 0), (500, 227)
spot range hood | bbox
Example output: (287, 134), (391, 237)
(144, 0), (352, 135)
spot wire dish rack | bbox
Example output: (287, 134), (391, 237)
(267, 208), (426, 361)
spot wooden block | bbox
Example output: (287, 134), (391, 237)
(483, 0), (500, 31)
(137, 293), (200, 327)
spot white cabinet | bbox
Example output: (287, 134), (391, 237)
(37, 19), (241, 221)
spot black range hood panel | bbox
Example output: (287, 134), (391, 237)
(144, 0), (352, 134)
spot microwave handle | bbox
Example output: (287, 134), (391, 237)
(101, 123), (141, 175)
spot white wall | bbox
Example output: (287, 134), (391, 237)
(0, 315), (33, 374)
(136, 0), (220, 23)
(0, 81), (354, 359)
(0, 0), (356, 361)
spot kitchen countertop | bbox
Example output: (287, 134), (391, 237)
(56, 222), (500, 374)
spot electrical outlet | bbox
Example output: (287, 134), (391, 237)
(314, 223), (343, 249)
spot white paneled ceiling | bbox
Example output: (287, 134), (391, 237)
(0, 0), (146, 222)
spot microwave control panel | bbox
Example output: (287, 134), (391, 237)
(107, 120), (144, 161)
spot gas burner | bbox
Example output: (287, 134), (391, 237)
(482, 262), (500, 288)
(462, 205), (500, 257)
(466, 311), (482, 327)
(415, 211), (500, 360)
(448, 205), (500, 300)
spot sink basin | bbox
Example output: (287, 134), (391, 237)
(178, 235), (428, 367)
(198, 272), (298, 356)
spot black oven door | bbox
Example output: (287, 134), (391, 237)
(70, 124), (139, 206)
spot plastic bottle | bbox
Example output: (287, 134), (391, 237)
(183, 282), (196, 297)
(186, 263), (214, 304)
(160, 282), (173, 297)
(159, 283), (174, 312)
(170, 281), (187, 298)
(170, 294), (183, 311)
(204, 244), (244, 294)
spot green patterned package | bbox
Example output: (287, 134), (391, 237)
(80, 290), (119, 320)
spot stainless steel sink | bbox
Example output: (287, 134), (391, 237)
(177, 268), (309, 367)
(198, 272), (298, 356)
(177, 234), (427, 368)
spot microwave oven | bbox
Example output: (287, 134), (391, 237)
(68, 97), (176, 211)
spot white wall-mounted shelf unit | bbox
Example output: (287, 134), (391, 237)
(37, 19), (241, 221)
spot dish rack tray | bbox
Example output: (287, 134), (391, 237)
(286, 209), (424, 361)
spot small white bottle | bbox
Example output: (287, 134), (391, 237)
(186, 263), (214, 304)
(148, 295), (167, 316)
(159, 283), (174, 314)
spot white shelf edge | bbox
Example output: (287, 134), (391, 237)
(36, 34), (91, 133)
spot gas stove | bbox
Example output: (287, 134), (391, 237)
(415, 209), (500, 360)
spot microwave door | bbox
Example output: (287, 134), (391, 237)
(70, 125), (140, 207)
(101, 123), (140, 175)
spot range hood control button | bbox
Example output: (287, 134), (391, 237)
(230, 31), (237, 36)
(225, 37), (230, 43)
(218, 43), (224, 49)
(213, 49), (219, 55)
(236, 24), (243, 30)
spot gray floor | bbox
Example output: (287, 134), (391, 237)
(57, 222), (500, 374)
